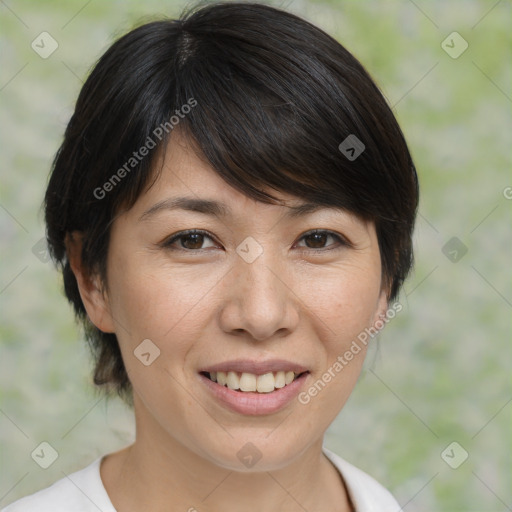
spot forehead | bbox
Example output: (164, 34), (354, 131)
(123, 131), (373, 240)
(136, 132), (332, 216)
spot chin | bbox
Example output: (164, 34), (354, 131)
(198, 433), (312, 473)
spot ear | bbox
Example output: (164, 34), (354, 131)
(65, 231), (116, 333)
(371, 289), (389, 331)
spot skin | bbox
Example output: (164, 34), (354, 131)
(68, 131), (389, 512)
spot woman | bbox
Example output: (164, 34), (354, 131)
(2, 2), (418, 510)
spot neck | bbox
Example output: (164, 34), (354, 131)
(101, 431), (352, 512)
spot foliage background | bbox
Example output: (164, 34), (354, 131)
(1, 0), (510, 510)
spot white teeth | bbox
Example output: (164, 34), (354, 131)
(256, 372), (275, 393)
(239, 372), (257, 392)
(207, 370), (303, 393)
(274, 371), (286, 388)
(217, 371), (227, 386)
(226, 371), (239, 390)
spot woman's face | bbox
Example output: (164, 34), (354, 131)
(86, 133), (388, 471)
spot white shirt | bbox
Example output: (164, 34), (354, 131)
(1, 447), (400, 511)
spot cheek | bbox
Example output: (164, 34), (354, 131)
(105, 251), (228, 357)
(295, 265), (380, 416)
(105, 257), (214, 413)
(303, 263), (382, 346)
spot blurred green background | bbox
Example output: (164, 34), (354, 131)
(1, 0), (510, 510)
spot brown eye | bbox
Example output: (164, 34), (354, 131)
(180, 233), (206, 250)
(163, 230), (218, 251)
(304, 232), (329, 248)
(296, 230), (347, 250)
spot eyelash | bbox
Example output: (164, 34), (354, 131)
(161, 229), (350, 253)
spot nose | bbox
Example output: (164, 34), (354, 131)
(218, 249), (301, 342)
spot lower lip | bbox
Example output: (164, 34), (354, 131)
(199, 373), (309, 416)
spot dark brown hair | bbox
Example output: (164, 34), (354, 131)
(45, 1), (419, 400)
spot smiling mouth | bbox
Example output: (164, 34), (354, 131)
(200, 370), (309, 393)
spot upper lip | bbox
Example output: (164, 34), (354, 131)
(199, 359), (309, 375)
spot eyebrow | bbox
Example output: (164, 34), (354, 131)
(138, 196), (329, 222)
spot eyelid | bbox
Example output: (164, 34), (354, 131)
(161, 228), (352, 251)
(294, 229), (352, 250)
(161, 229), (219, 250)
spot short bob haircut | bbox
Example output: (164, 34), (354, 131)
(45, 1), (419, 399)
